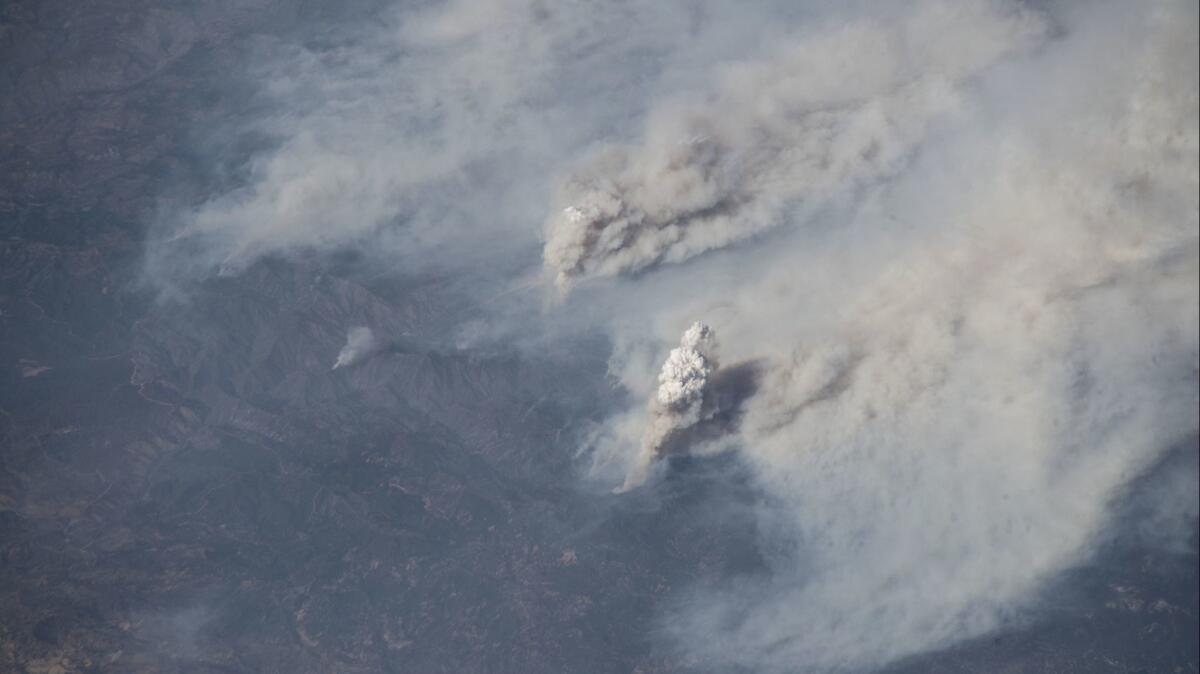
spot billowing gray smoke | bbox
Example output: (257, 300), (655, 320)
(147, 0), (1198, 671)
(542, 1), (1044, 292)
(618, 321), (717, 492)
(586, 1), (1197, 670)
(331, 326), (378, 370)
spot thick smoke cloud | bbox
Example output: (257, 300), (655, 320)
(619, 321), (716, 492)
(153, 0), (1198, 672)
(144, 0), (800, 288)
(618, 321), (765, 492)
(585, 1), (1196, 671)
(542, 1), (1044, 292)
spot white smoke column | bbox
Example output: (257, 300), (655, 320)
(619, 321), (717, 492)
(332, 326), (378, 370)
(543, 0), (1045, 292)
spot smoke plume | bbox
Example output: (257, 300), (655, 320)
(331, 326), (378, 370)
(148, 0), (1198, 671)
(586, 1), (1197, 670)
(542, 1), (1044, 292)
(619, 321), (717, 491)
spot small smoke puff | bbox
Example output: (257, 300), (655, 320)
(332, 327), (378, 370)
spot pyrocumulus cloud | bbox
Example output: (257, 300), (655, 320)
(619, 321), (717, 492)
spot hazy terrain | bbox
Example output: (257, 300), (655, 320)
(1, 1), (1196, 672)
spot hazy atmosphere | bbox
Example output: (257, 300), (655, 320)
(2, 0), (1197, 672)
